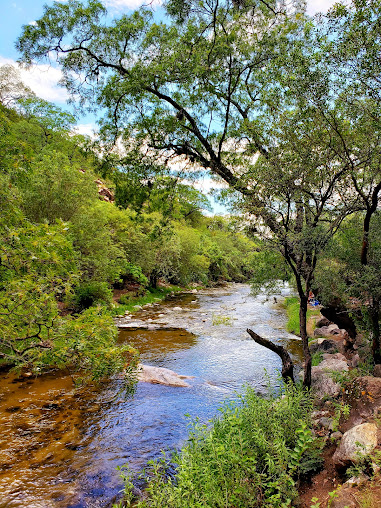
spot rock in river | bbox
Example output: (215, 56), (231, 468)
(137, 364), (194, 387)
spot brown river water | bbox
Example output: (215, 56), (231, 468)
(0, 284), (302, 508)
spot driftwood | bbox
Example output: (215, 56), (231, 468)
(246, 328), (294, 383)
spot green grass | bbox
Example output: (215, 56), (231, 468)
(110, 285), (184, 316)
(284, 296), (320, 336)
(115, 383), (323, 508)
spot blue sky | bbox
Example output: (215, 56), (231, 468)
(1, 0), (337, 130)
(1, 0), (337, 213)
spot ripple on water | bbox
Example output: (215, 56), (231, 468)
(0, 283), (302, 507)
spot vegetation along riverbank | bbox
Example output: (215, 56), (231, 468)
(1, 0), (381, 505)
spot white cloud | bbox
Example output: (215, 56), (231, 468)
(0, 56), (69, 103)
(73, 123), (99, 138)
(307, 0), (337, 16)
(104, 0), (161, 11)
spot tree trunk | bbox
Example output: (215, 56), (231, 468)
(149, 270), (158, 289)
(370, 298), (381, 365)
(299, 294), (311, 388)
(246, 328), (294, 383)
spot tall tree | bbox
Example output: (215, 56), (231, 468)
(17, 0), (359, 386)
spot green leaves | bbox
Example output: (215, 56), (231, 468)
(119, 383), (320, 507)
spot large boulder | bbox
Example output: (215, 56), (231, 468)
(332, 423), (378, 469)
(314, 324), (349, 341)
(310, 338), (339, 355)
(137, 364), (194, 387)
(311, 354), (349, 398)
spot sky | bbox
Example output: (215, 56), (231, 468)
(0, 0), (338, 212)
(1, 0), (338, 132)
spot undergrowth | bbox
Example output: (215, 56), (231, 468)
(284, 297), (320, 336)
(115, 383), (323, 508)
(110, 286), (183, 316)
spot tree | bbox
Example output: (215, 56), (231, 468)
(0, 64), (35, 107)
(324, 0), (381, 363)
(16, 0), (362, 386)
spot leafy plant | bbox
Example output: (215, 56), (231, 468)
(331, 401), (351, 433)
(212, 313), (232, 326)
(118, 383), (322, 507)
(312, 352), (323, 366)
(72, 281), (113, 312)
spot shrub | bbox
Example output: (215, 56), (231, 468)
(118, 383), (323, 508)
(72, 281), (113, 311)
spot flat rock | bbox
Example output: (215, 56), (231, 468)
(137, 364), (194, 387)
(332, 423), (378, 469)
(314, 324), (349, 340)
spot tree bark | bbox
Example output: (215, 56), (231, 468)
(246, 328), (294, 383)
(299, 294), (311, 388)
(370, 298), (381, 365)
(149, 270), (158, 289)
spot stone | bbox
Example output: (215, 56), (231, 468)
(314, 324), (349, 340)
(137, 364), (194, 387)
(319, 417), (334, 430)
(311, 355), (349, 399)
(172, 307), (182, 311)
(331, 431), (343, 441)
(309, 338), (338, 355)
(321, 352), (348, 363)
(345, 474), (369, 486)
(374, 364), (381, 378)
(330, 486), (360, 508)
(359, 376), (381, 398)
(316, 317), (331, 328)
(332, 423), (378, 469)
(351, 354), (360, 368)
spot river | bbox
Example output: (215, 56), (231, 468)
(0, 283), (301, 508)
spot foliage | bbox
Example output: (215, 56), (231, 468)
(110, 286), (183, 316)
(117, 383), (322, 508)
(0, 199), (137, 379)
(311, 352), (323, 367)
(72, 281), (113, 312)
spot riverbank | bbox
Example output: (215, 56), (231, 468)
(1, 283), (299, 507)
(290, 301), (381, 507)
(114, 296), (381, 508)
(110, 283), (187, 316)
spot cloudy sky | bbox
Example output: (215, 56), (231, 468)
(1, 0), (338, 211)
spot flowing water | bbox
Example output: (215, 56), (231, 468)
(0, 284), (302, 508)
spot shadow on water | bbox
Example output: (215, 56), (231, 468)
(0, 284), (302, 507)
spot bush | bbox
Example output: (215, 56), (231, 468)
(118, 384), (323, 508)
(72, 281), (113, 311)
